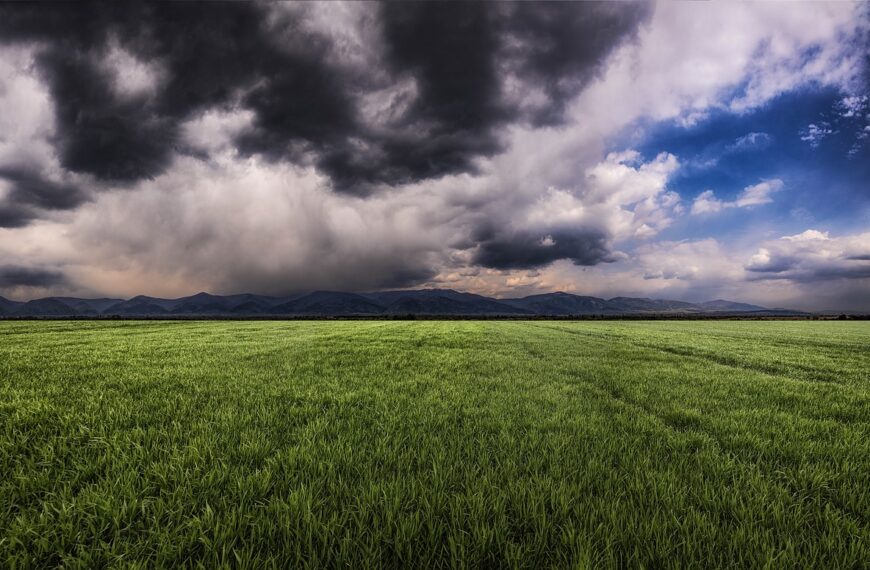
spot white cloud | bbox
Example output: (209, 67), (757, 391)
(836, 95), (868, 118)
(690, 190), (724, 215)
(783, 229), (830, 242)
(516, 151), (681, 243)
(691, 179), (783, 215)
(728, 132), (772, 152)
(583, 151), (678, 206)
(746, 229), (870, 282)
(800, 123), (835, 148)
(735, 180), (784, 207)
(574, 1), (863, 127)
(637, 238), (745, 283)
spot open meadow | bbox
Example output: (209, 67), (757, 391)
(1, 320), (868, 568)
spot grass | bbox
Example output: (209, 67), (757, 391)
(0, 320), (868, 568)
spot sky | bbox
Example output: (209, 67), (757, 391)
(0, 2), (868, 311)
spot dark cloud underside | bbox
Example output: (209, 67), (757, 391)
(504, 2), (653, 126)
(0, 265), (66, 288)
(474, 229), (612, 270)
(748, 263), (870, 282)
(38, 49), (175, 182)
(0, 1), (650, 194)
(0, 204), (35, 229)
(0, 167), (89, 228)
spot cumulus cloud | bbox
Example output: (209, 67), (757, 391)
(747, 230), (870, 282)
(633, 235), (870, 311)
(467, 150), (681, 270)
(691, 179), (784, 215)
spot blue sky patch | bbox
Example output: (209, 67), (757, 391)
(620, 86), (870, 242)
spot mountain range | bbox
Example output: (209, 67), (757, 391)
(0, 289), (802, 317)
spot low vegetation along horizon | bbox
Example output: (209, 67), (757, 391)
(1, 321), (868, 567)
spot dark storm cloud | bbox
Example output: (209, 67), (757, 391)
(313, 1), (652, 188)
(0, 167), (89, 227)
(473, 228), (612, 270)
(0, 1), (650, 195)
(362, 1), (505, 185)
(0, 265), (66, 288)
(0, 204), (35, 229)
(37, 49), (175, 182)
(0, 2), (355, 183)
(503, 2), (654, 125)
(0, 3), (177, 182)
(382, 3), (502, 133)
(374, 265), (439, 290)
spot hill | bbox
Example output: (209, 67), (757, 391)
(0, 289), (803, 317)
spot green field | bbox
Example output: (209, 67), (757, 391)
(1, 321), (868, 568)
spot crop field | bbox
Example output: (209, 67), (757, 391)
(0, 320), (868, 568)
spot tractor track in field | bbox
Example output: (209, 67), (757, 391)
(517, 322), (870, 529)
(521, 322), (843, 385)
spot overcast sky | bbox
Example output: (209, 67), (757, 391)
(0, 2), (868, 310)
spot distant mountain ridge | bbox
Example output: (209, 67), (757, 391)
(0, 289), (801, 317)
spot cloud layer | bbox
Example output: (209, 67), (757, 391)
(748, 230), (870, 282)
(0, 2), (867, 310)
